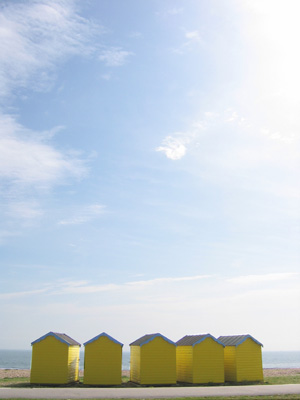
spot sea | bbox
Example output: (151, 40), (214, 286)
(0, 350), (300, 370)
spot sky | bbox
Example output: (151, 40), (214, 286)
(0, 0), (299, 352)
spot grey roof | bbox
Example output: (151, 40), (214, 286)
(217, 335), (263, 347)
(31, 331), (81, 346)
(176, 334), (224, 347)
(84, 332), (123, 347)
(130, 333), (175, 346)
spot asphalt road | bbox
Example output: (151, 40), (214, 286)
(1, 384), (300, 398)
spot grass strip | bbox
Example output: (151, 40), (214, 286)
(2, 396), (300, 400)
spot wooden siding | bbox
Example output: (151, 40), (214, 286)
(176, 345), (193, 382)
(84, 336), (122, 385)
(130, 345), (141, 383)
(30, 336), (71, 384)
(223, 338), (263, 382)
(193, 338), (224, 383)
(177, 337), (224, 384)
(236, 338), (263, 382)
(67, 345), (80, 383)
(140, 336), (176, 385)
(223, 346), (237, 382)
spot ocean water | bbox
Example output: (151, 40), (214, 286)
(0, 350), (300, 370)
(0, 350), (130, 370)
(262, 351), (300, 368)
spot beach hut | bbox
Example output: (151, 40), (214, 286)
(83, 332), (123, 385)
(176, 334), (225, 384)
(30, 332), (81, 384)
(130, 333), (176, 385)
(218, 334), (263, 382)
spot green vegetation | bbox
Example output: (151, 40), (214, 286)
(1, 372), (300, 399)
(0, 377), (299, 387)
(0, 374), (131, 388)
(265, 375), (300, 385)
(0, 376), (28, 387)
(2, 374), (299, 387)
(2, 396), (300, 400)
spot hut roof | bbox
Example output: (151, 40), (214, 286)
(83, 332), (123, 347)
(217, 334), (263, 347)
(31, 332), (81, 346)
(130, 333), (175, 347)
(176, 334), (224, 347)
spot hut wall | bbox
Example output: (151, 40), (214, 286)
(236, 338), (263, 382)
(30, 336), (69, 384)
(130, 345), (141, 383)
(140, 337), (176, 385)
(84, 336), (122, 385)
(223, 346), (237, 382)
(67, 345), (80, 383)
(193, 338), (224, 383)
(176, 345), (193, 383)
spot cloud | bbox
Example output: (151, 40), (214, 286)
(126, 274), (212, 287)
(156, 136), (187, 160)
(156, 118), (207, 160)
(0, 230), (20, 245)
(5, 201), (43, 220)
(2, 272), (299, 350)
(0, 0), (98, 99)
(167, 7), (184, 15)
(227, 272), (299, 285)
(0, 288), (49, 300)
(1, 274), (213, 299)
(58, 203), (106, 225)
(99, 48), (134, 67)
(0, 0), (133, 97)
(185, 30), (202, 43)
(173, 29), (203, 54)
(0, 113), (86, 188)
(156, 7), (184, 17)
(54, 280), (119, 294)
(156, 108), (299, 175)
(156, 133), (194, 160)
(260, 128), (295, 144)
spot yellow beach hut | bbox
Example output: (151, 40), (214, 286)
(30, 332), (81, 384)
(130, 333), (176, 385)
(218, 334), (263, 382)
(176, 334), (224, 384)
(83, 332), (123, 385)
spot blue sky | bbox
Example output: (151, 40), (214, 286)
(0, 0), (299, 351)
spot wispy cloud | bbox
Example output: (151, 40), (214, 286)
(156, 117), (208, 160)
(0, 230), (20, 245)
(1, 274), (213, 298)
(173, 29), (204, 54)
(185, 30), (202, 43)
(167, 7), (184, 15)
(5, 200), (43, 220)
(0, 0), (98, 98)
(156, 108), (299, 165)
(2, 273), (299, 350)
(260, 128), (295, 144)
(54, 280), (119, 294)
(99, 48), (134, 67)
(157, 7), (184, 18)
(156, 128), (199, 160)
(0, 0), (134, 98)
(58, 203), (106, 225)
(0, 288), (49, 300)
(126, 274), (212, 287)
(0, 113), (86, 187)
(156, 135), (189, 160)
(227, 272), (300, 285)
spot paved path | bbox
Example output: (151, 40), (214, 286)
(1, 384), (300, 398)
